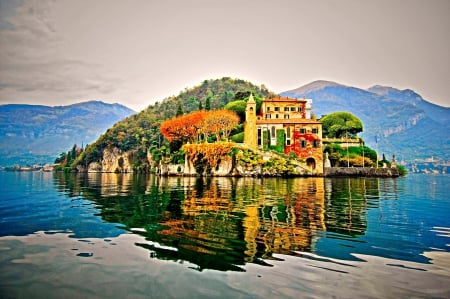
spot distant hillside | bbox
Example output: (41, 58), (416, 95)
(0, 101), (135, 166)
(282, 81), (450, 161)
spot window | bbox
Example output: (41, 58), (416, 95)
(274, 107), (280, 112)
(286, 127), (291, 146)
(313, 140), (319, 148)
(266, 107), (270, 111)
(312, 128), (318, 134)
(266, 114), (271, 119)
(290, 107), (296, 111)
(257, 128), (262, 145)
(284, 114), (289, 119)
(275, 114), (279, 119)
(300, 128), (306, 134)
(284, 107), (289, 112)
(271, 126), (276, 138)
(298, 107), (302, 112)
(301, 140), (307, 148)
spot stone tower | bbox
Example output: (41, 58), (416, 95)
(244, 93), (257, 149)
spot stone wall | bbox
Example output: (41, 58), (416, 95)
(324, 167), (400, 177)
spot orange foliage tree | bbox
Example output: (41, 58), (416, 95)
(160, 109), (239, 144)
(160, 110), (207, 143)
(204, 109), (240, 141)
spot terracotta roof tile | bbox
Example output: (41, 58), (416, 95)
(256, 119), (322, 125)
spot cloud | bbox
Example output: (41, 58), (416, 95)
(0, 0), (124, 106)
(0, 0), (449, 110)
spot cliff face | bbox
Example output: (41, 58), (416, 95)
(85, 147), (134, 173)
(83, 146), (399, 177)
(102, 147), (133, 173)
(163, 146), (320, 177)
(381, 113), (425, 137)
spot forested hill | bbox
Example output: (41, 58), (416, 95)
(74, 78), (276, 169)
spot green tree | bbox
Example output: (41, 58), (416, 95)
(205, 97), (211, 111)
(176, 104), (183, 116)
(234, 90), (251, 100)
(225, 100), (247, 121)
(321, 112), (363, 138)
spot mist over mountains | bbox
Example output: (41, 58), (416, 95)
(281, 80), (449, 162)
(0, 101), (134, 166)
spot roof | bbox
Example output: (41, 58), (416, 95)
(263, 96), (307, 103)
(248, 93), (256, 104)
(256, 119), (322, 125)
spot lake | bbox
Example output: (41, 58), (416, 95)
(0, 171), (449, 298)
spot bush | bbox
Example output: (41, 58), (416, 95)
(397, 164), (408, 175)
(230, 132), (244, 143)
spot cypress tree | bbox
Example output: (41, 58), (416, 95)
(176, 104), (183, 116)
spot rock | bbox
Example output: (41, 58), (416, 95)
(210, 156), (233, 176)
(100, 147), (132, 173)
(87, 162), (102, 172)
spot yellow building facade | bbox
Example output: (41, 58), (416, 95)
(245, 96), (323, 174)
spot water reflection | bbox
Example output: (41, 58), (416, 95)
(52, 173), (445, 271)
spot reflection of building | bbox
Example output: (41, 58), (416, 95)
(242, 178), (325, 260)
(136, 177), (327, 270)
(244, 95), (323, 174)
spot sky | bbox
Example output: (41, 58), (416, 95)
(0, 0), (449, 112)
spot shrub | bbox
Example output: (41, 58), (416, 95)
(230, 132), (244, 143)
(397, 164), (408, 175)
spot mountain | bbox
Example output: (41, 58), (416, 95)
(0, 101), (135, 166)
(281, 81), (450, 162)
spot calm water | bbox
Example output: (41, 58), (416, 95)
(0, 171), (449, 298)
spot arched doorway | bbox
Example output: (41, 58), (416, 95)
(306, 157), (316, 170)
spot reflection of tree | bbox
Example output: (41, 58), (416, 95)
(323, 178), (381, 236)
(53, 174), (330, 271)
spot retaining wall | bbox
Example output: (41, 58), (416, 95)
(324, 167), (399, 177)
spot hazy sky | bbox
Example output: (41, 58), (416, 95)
(0, 0), (449, 111)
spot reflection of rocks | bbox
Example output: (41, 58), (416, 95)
(87, 173), (132, 197)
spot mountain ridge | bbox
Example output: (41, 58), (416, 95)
(0, 101), (135, 166)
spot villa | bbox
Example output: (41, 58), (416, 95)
(244, 94), (323, 174)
